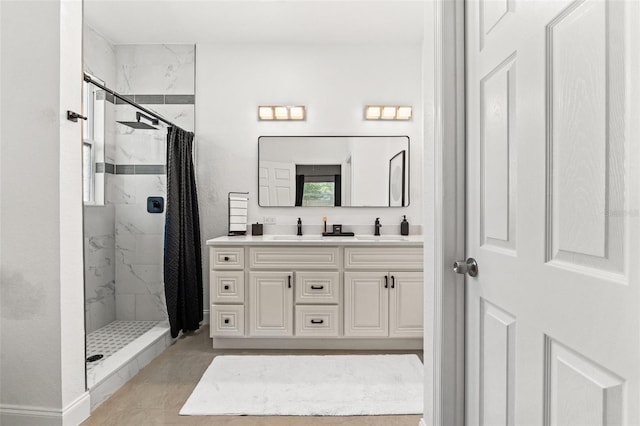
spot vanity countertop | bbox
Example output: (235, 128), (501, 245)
(206, 234), (423, 246)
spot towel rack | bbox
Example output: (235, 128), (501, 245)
(228, 192), (249, 236)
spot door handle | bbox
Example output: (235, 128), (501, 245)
(391, 275), (395, 289)
(384, 275), (388, 288)
(288, 275), (292, 288)
(310, 285), (324, 290)
(453, 258), (478, 277)
(310, 319), (324, 324)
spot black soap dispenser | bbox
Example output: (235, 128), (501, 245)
(400, 215), (409, 236)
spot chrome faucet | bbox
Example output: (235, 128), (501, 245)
(374, 217), (382, 236)
(297, 217), (303, 236)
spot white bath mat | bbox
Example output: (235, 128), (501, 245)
(180, 354), (423, 416)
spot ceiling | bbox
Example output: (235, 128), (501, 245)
(84, 0), (426, 45)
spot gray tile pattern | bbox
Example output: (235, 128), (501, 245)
(111, 164), (165, 175)
(134, 94), (165, 104)
(96, 91), (115, 104)
(134, 164), (166, 175)
(110, 94), (194, 105)
(116, 164), (135, 175)
(165, 94), (195, 104)
(85, 320), (160, 375)
(96, 163), (116, 174)
(115, 95), (135, 105)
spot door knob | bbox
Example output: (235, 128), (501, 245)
(453, 258), (478, 277)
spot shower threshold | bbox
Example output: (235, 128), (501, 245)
(86, 320), (173, 411)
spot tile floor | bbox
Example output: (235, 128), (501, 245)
(82, 326), (423, 425)
(86, 320), (160, 376)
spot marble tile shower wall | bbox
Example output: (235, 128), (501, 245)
(84, 24), (117, 334)
(112, 44), (195, 322)
(84, 202), (116, 334)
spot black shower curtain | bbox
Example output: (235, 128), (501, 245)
(164, 126), (203, 338)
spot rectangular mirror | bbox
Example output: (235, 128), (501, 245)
(258, 136), (409, 207)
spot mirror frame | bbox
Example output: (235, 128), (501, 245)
(257, 135), (410, 208)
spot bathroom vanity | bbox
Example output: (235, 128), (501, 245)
(207, 235), (424, 349)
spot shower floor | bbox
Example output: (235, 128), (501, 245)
(86, 320), (159, 368)
(86, 320), (171, 396)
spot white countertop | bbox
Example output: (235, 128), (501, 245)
(206, 234), (423, 246)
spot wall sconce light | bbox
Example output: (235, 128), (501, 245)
(258, 105), (306, 121)
(364, 105), (412, 121)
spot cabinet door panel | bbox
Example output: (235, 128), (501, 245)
(389, 271), (424, 338)
(344, 272), (388, 337)
(249, 271), (293, 336)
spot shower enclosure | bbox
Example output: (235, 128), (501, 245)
(82, 28), (195, 410)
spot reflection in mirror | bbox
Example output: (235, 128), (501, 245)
(258, 136), (409, 207)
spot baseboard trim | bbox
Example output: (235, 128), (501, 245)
(0, 392), (90, 426)
(211, 337), (423, 350)
(202, 309), (210, 325)
(62, 393), (91, 426)
(419, 418), (427, 426)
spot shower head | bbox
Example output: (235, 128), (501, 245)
(116, 121), (158, 129)
(117, 111), (159, 130)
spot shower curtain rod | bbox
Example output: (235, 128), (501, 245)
(83, 73), (184, 131)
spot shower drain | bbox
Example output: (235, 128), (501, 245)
(86, 354), (104, 363)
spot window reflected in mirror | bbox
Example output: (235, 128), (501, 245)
(258, 136), (409, 207)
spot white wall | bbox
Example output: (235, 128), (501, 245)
(0, 1), (89, 424)
(196, 43), (422, 232)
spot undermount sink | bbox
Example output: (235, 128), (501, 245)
(355, 235), (409, 241)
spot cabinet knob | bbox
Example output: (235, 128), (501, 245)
(224, 285), (229, 290)
(224, 318), (230, 324)
(223, 256), (230, 261)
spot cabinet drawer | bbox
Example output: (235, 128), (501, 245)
(211, 271), (245, 303)
(295, 305), (339, 337)
(295, 271), (340, 304)
(211, 247), (245, 269)
(344, 247), (423, 270)
(249, 247), (339, 269)
(210, 305), (245, 337)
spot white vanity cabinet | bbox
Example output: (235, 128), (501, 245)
(343, 247), (424, 338)
(207, 236), (423, 349)
(344, 271), (423, 338)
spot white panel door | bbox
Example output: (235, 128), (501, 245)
(389, 272), (424, 338)
(259, 160), (295, 206)
(249, 271), (293, 337)
(466, 0), (640, 425)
